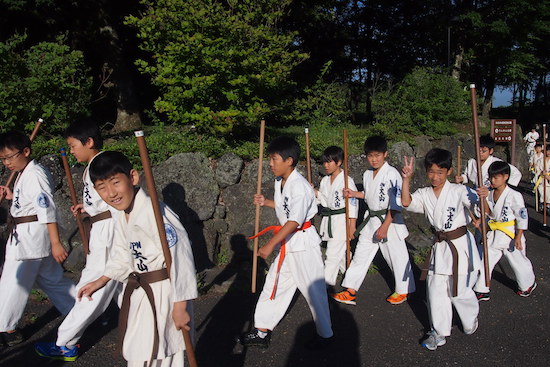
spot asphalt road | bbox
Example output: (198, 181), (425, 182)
(1, 182), (549, 367)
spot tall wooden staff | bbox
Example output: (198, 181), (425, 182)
(544, 124), (547, 227)
(305, 128), (312, 184)
(0, 118), (43, 205)
(457, 146), (461, 175)
(343, 129), (351, 268)
(470, 84), (490, 286)
(60, 148), (89, 254)
(252, 120), (266, 293)
(134, 131), (198, 367)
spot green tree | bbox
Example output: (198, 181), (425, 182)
(126, 0), (308, 134)
(371, 67), (470, 142)
(0, 35), (92, 134)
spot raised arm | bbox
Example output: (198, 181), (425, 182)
(400, 156), (414, 207)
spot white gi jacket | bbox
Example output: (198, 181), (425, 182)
(361, 162), (408, 240)
(485, 186), (528, 250)
(316, 171), (359, 241)
(407, 181), (481, 275)
(461, 156), (521, 187)
(7, 160), (57, 261)
(274, 169), (321, 252)
(104, 188), (197, 361)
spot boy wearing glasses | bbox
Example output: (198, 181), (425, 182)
(0, 131), (75, 347)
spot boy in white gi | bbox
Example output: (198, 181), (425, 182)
(35, 119), (121, 361)
(456, 134), (521, 188)
(401, 148), (481, 351)
(530, 143), (543, 185)
(537, 148), (550, 212)
(332, 136), (415, 305)
(77, 151), (197, 367)
(524, 127), (539, 159)
(240, 136), (333, 349)
(473, 161), (536, 301)
(315, 146), (358, 287)
(0, 131), (76, 347)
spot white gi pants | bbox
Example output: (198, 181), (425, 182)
(254, 242), (333, 338)
(324, 239), (347, 286)
(427, 273), (479, 337)
(341, 230), (415, 294)
(0, 255), (76, 331)
(473, 246), (535, 293)
(56, 266), (122, 347)
(127, 349), (185, 367)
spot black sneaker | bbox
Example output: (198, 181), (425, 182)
(475, 291), (490, 302)
(239, 329), (271, 348)
(1, 330), (24, 347)
(517, 282), (537, 297)
(305, 335), (334, 350)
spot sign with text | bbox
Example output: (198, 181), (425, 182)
(490, 119), (517, 165)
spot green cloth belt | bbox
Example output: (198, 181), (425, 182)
(320, 206), (346, 238)
(354, 208), (387, 238)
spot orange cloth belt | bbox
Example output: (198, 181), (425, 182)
(249, 220), (312, 300)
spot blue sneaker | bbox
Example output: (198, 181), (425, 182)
(35, 342), (79, 361)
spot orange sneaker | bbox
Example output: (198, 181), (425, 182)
(331, 289), (356, 305)
(386, 292), (408, 305)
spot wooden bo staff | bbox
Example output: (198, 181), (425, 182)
(305, 128), (312, 184)
(544, 124), (547, 227)
(251, 120), (266, 293)
(60, 148), (89, 254)
(470, 84), (490, 286)
(134, 131), (198, 367)
(457, 146), (461, 176)
(0, 118), (43, 205)
(343, 129), (351, 268)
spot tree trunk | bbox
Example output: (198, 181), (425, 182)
(98, 7), (142, 133)
(451, 45), (464, 80)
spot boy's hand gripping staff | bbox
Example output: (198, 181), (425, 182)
(252, 119), (266, 293)
(60, 148), (89, 254)
(0, 118), (43, 205)
(305, 128), (312, 184)
(470, 85), (490, 287)
(343, 129), (351, 268)
(134, 131), (198, 367)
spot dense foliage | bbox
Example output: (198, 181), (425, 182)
(0, 35), (91, 134)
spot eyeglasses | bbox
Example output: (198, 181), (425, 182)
(0, 151), (22, 163)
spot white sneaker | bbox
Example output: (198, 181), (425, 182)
(464, 318), (479, 335)
(421, 330), (446, 351)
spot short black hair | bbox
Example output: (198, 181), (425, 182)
(0, 131), (31, 153)
(479, 134), (496, 150)
(488, 161), (510, 178)
(364, 135), (387, 154)
(535, 143), (543, 148)
(267, 136), (300, 167)
(89, 151), (133, 184)
(321, 146), (344, 164)
(64, 117), (104, 149)
(424, 148), (452, 170)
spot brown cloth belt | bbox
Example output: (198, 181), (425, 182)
(81, 210), (112, 254)
(7, 214), (39, 236)
(420, 225), (467, 297)
(117, 268), (169, 365)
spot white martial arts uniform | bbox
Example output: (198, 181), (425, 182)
(104, 189), (197, 366)
(530, 151), (544, 184)
(474, 186), (535, 293)
(524, 131), (539, 157)
(341, 162), (415, 294)
(0, 160), (75, 332)
(406, 181), (481, 337)
(56, 152), (122, 348)
(461, 156), (522, 188)
(254, 169), (333, 338)
(316, 171), (359, 286)
(537, 158), (550, 204)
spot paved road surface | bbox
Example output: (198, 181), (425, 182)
(1, 183), (549, 366)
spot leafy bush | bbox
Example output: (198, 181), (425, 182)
(371, 67), (470, 142)
(126, 0), (308, 135)
(0, 35), (92, 135)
